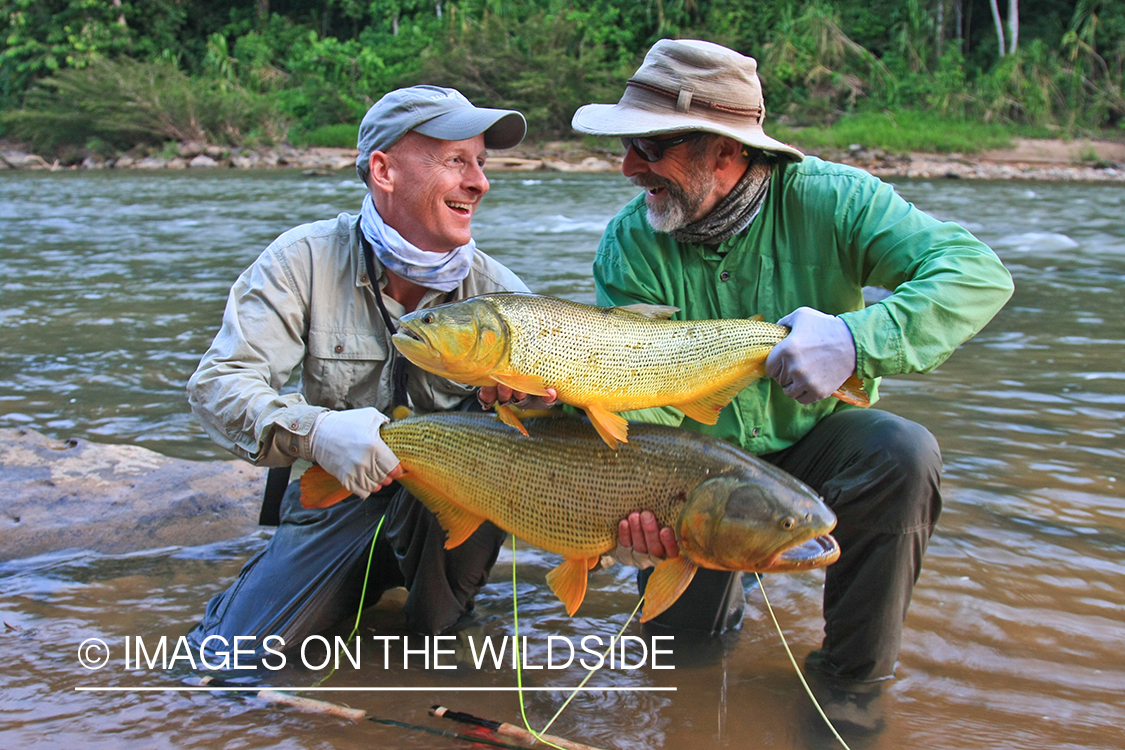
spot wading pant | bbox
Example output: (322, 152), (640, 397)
(187, 477), (507, 662)
(639, 408), (942, 683)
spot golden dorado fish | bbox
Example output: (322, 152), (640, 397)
(391, 292), (869, 448)
(300, 413), (840, 622)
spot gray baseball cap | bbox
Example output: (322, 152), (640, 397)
(356, 85), (527, 181)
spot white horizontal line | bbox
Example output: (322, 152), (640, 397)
(75, 686), (676, 692)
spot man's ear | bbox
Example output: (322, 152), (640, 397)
(368, 151), (394, 192)
(713, 136), (746, 170)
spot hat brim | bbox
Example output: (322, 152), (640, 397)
(573, 103), (803, 161)
(415, 108), (527, 150)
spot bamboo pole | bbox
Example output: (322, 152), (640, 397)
(432, 705), (609, 750)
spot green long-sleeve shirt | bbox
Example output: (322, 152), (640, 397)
(594, 156), (1014, 455)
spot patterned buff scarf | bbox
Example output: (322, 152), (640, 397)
(671, 155), (774, 247)
(359, 193), (475, 293)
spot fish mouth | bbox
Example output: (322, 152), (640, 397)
(767, 534), (840, 572)
(396, 327), (425, 343)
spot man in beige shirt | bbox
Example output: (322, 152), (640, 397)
(186, 86), (533, 656)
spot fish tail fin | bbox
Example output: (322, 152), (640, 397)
(833, 374), (871, 407)
(583, 402), (628, 448)
(495, 404), (530, 436)
(640, 556), (699, 623)
(299, 465), (353, 509)
(546, 557), (593, 616)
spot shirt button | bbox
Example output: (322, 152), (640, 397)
(719, 271), (731, 281)
(334, 344), (344, 353)
(360, 274), (369, 284)
(290, 446), (299, 455)
(290, 422), (299, 430)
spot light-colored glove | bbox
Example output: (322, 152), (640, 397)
(764, 307), (857, 405)
(308, 407), (399, 498)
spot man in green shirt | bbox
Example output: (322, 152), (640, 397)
(573, 39), (1013, 728)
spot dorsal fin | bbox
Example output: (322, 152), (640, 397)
(397, 475), (487, 549)
(613, 303), (679, 320)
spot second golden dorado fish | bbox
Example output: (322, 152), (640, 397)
(299, 412), (840, 622)
(391, 292), (869, 448)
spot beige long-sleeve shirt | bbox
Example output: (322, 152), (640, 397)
(187, 212), (528, 466)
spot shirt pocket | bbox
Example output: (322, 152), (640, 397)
(305, 329), (389, 410)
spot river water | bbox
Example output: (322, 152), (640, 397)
(1, 170), (1122, 749)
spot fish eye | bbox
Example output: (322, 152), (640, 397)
(421, 313), (435, 324)
(780, 516), (796, 530)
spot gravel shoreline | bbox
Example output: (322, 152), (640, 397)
(3, 137), (1123, 182)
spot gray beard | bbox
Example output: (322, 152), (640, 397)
(670, 157), (773, 246)
(630, 168), (717, 233)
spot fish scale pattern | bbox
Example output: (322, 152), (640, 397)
(381, 412), (744, 557)
(488, 294), (787, 409)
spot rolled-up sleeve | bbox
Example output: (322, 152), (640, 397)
(187, 241), (326, 466)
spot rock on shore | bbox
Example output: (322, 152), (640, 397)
(0, 428), (265, 562)
(3, 137), (1123, 181)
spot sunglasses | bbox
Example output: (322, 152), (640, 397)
(620, 131), (707, 162)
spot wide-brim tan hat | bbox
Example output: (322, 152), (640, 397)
(572, 39), (803, 161)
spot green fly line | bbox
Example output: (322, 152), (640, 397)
(313, 514), (385, 688)
(754, 572), (852, 750)
(511, 538), (645, 749)
(320, 521), (849, 750)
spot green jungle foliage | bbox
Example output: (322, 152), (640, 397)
(2, 0), (1122, 153)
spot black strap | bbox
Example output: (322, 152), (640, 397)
(259, 465), (291, 526)
(363, 234), (411, 410)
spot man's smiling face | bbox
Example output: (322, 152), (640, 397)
(379, 131), (489, 253)
(621, 132), (718, 233)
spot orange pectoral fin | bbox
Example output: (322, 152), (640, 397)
(495, 404), (530, 436)
(299, 465), (353, 509)
(640, 556), (699, 623)
(833, 373), (871, 407)
(583, 402), (629, 448)
(546, 557), (591, 616)
(490, 372), (550, 397)
(675, 368), (763, 425)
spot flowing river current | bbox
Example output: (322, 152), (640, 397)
(1, 170), (1122, 750)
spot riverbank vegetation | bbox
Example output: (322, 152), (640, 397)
(1, 0), (1122, 160)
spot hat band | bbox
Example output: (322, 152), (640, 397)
(626, 79), (764, 122)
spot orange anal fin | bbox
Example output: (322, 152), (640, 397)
(495, 404), (529, 436)
(299, 465), (353, 509)
(546, 557), (591, 616)
(490, 372), (550, 397)
(833, 373), (870, 407)
(640, 556), (699, 623)
(396, 476), (486, 549)
(675, 367), (763, 425)
(583, 402), (629, 449)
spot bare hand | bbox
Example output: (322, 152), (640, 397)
(477, 385), (559, 411)
(609, 510), (679, 569)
